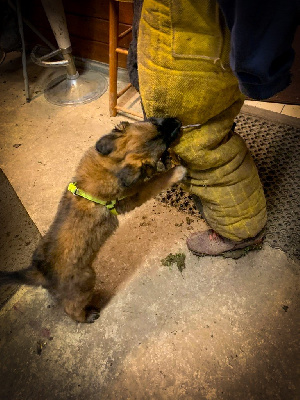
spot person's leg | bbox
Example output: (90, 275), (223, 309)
(173, 111), (267, 242)
(138, 0), (266, 251)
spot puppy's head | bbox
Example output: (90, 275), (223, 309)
(95, 118), (181, 190)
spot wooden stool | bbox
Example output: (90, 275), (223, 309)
(109, 0), (142, 118)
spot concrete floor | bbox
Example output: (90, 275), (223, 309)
(0, 53), (299, 400)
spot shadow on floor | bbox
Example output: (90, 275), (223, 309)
(0, 169), (41, 308)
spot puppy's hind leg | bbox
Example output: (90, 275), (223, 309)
(63, 296), (100, 323)
(61, 267), (100, 323)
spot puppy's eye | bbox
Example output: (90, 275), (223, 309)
(142, 163), (156, 177)
(117, 164), (141, 187)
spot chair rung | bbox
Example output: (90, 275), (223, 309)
(118, 27), (132, 39)
(116, 47), (128, 55)
(116, 106), (143, 119)
(117, 83), (132, 99)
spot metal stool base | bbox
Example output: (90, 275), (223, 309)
(44, 71), (107, 106)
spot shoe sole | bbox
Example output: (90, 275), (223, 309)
(190, 241), (264, 260)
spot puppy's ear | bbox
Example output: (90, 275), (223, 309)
(95, 134), (116, 156)
(117, 165), (141, 187)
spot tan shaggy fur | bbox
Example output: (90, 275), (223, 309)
(0, 119), (185, 323)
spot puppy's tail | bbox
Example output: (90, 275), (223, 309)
(0, 267), (46, 287)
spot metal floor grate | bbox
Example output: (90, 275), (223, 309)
(157, 112), (300, 260)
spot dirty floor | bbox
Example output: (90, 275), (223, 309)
(0, 53), (299, 400)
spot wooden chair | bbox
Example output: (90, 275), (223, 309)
(109, 0), (142, 118)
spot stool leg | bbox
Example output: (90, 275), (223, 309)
(41, 0), (77, 77)
(109, 0), (119, 117)
(16, 0), (30, 102)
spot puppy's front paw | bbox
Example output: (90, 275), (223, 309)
(171, 166), (187, 183)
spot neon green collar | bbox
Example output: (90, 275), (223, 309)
(68, 182), (118, 215)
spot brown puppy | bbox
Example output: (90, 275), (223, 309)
(0, 118), (186, 323)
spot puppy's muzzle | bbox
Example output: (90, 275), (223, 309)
(148, 117), (182, 147)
